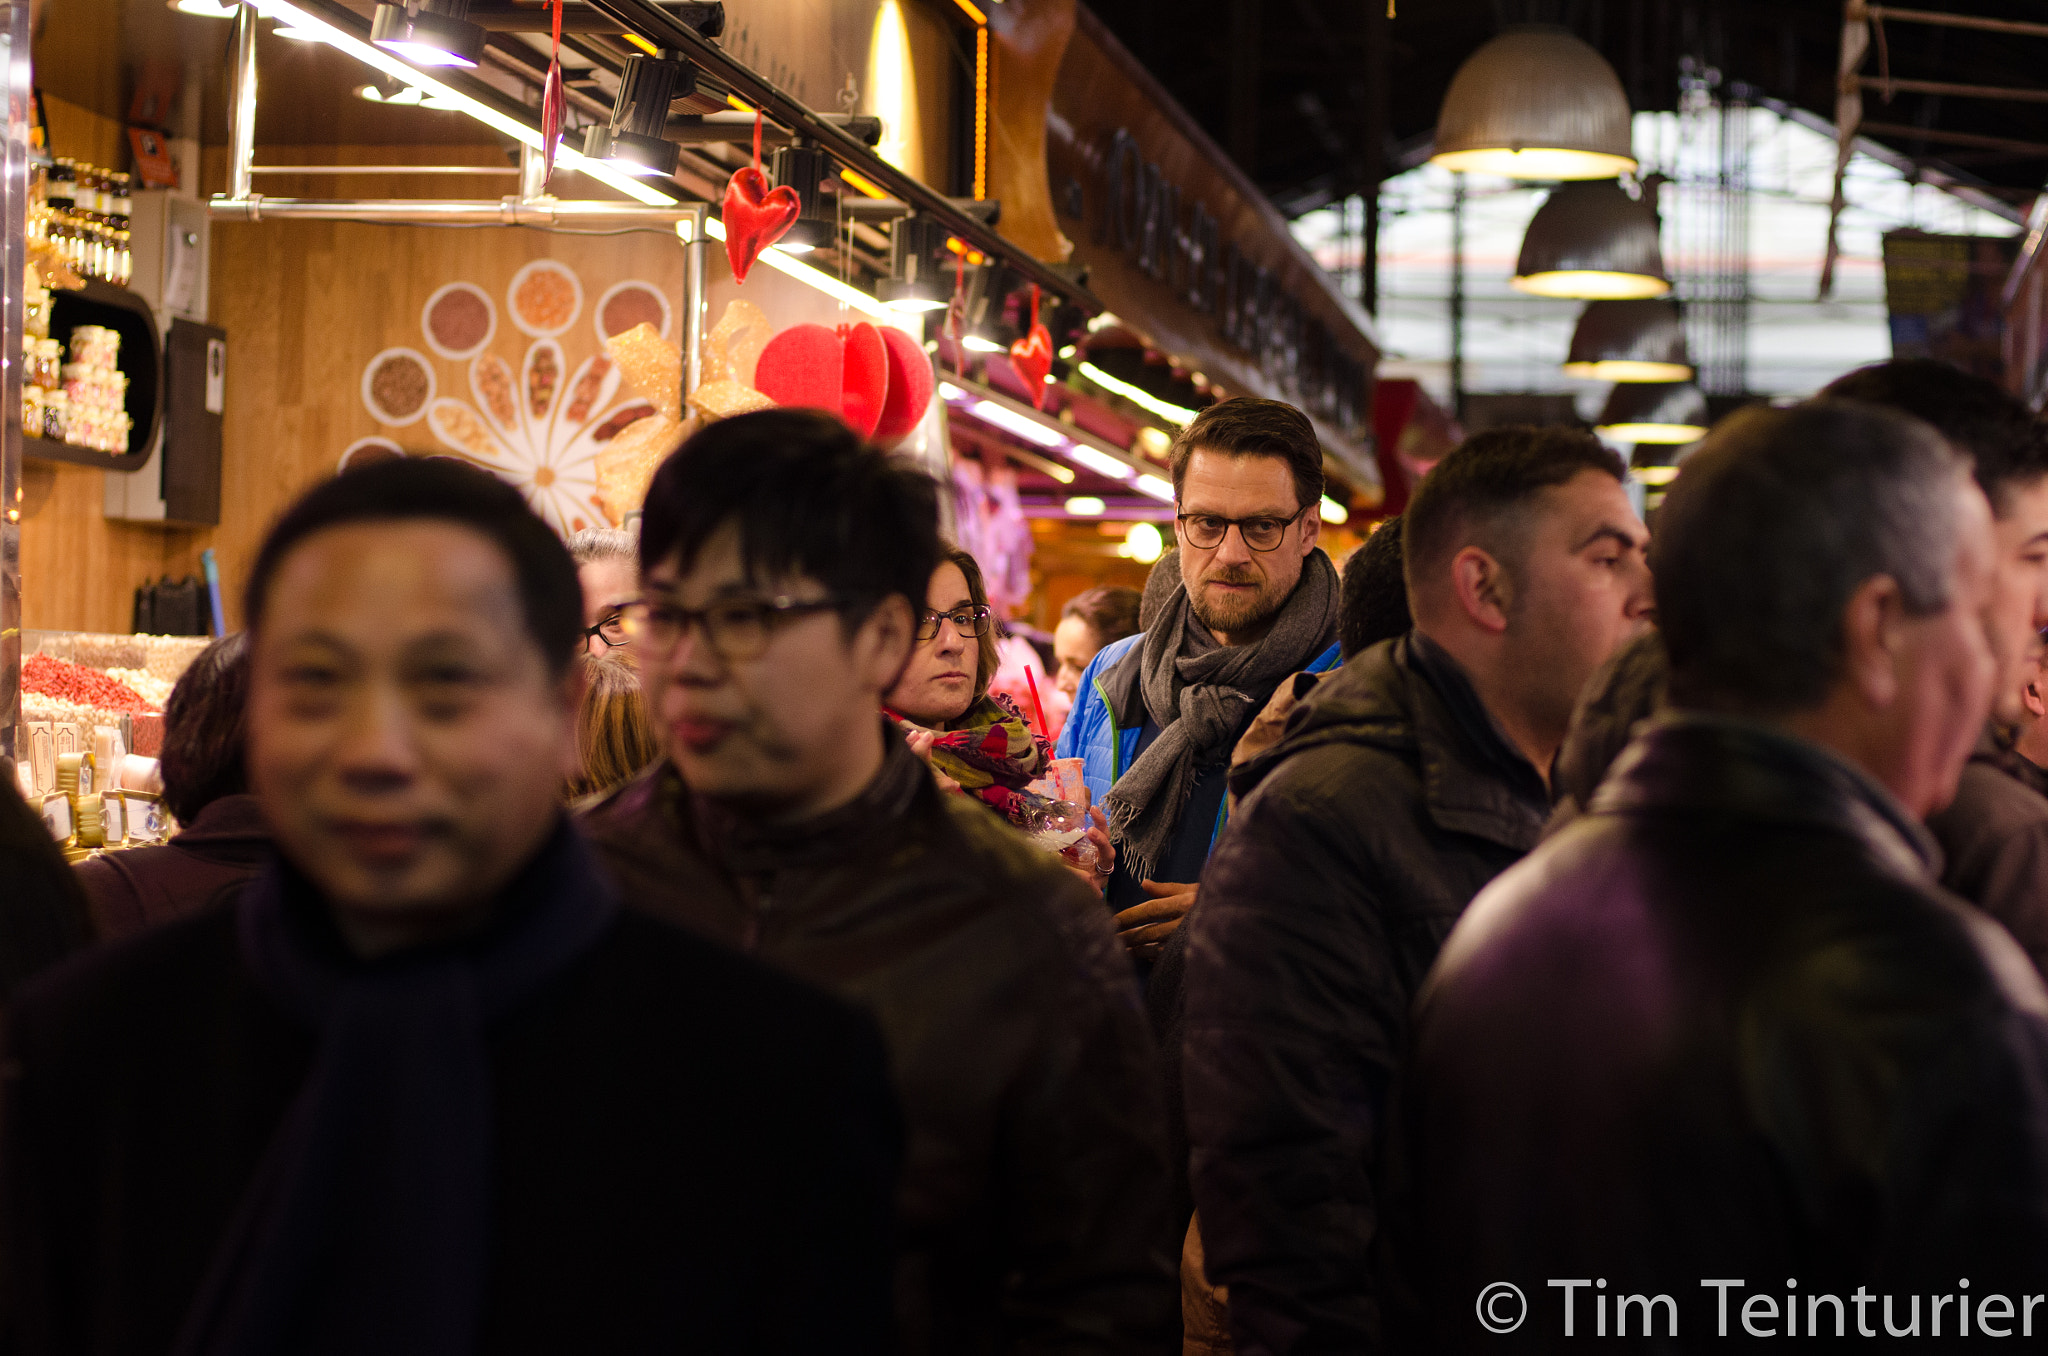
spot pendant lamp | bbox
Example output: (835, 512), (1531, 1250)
(1565, 299), (1693, 382)
(1596, 381), (1708, 445)
(1432, 28), (1637, 181)
(1514, 180), (1669, 300)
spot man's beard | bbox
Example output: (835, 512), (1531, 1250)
(1188, 566), (1286, 636)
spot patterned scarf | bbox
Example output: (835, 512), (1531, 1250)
(890, 692), (1051, 817)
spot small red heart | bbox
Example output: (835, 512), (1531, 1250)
(722, 166), (801, 285)
(540, 61), (564, 186)
(1010, 322), (1055, 409)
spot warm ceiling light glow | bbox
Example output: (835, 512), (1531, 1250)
(1563, 359), (1695, 382)
(1077, 362), (1196, 426)
(1319, 495), (1349, 524)
(1068, 445), (1136, 481)
(1434, 148), (1637, 179)
(867, 0), (923, 177)
(1600, 421), (1707, 445)
(274, 23), (323, 38)
(1134, 425), (1173, 458)
(1633, 464), (1681, 485)
(1431, 29), (1637, 181)
(1513, 270), (1670, 300)
(971, 399), (1068, 449)
(883, 295), (949, 314)
(1597, 381), (1708, 446)
(1065, 496), (1105, 516)
(962, 334), (1005, 353)
(937, 382), (966, 401)
(1123, 521), (1165, 563)
(1135, 473), (1175, 501)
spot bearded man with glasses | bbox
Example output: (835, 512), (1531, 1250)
(582, 408), (1175, 1356)
(1056, 398), (1345, 968)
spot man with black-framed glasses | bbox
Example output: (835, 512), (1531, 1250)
(582, 409), (1176, 1355)
(1057, 398), (1344, 967)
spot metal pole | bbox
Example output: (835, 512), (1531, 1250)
(1450, 172), (1465, 420)
(679, 206), (706, 400)
(228, 4), (259, 202)
(575, 0), (1100, 312)
(206, 197), (701, 223)
(1, 0), (28, 768)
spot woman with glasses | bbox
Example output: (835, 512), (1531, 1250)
(886, 549), (1047, 813)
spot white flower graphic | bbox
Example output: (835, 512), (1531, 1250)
(358, 264), (667, 535)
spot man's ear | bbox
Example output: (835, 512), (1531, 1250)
(2024, 674), (2048, 720)
(1840, 573), (1905, 710)
(1448, 545), (1512, 635)
(1298, 504), (1322, 557)
(856, 594), (917, 694)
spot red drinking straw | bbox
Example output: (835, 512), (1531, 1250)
(1024, 664), (1051, 737)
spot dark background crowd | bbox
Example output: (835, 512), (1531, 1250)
(3, 356), (2048, 1355)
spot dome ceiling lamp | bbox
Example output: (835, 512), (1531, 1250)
(1513, 179), (1670, 300)
(1564, 299), (1694, 383)
(1430, 28), (1638, 181)
(1596, 381), (1709, 445)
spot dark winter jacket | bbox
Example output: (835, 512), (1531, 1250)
(0, 829), (902, 1356)
(1928, 725), (2048, 981)
(72, 793), (269, 942)
(1182, 632), (1550, 1356)
(1379, 714), (2048, 1353)
(582, 728), (1178, 1356)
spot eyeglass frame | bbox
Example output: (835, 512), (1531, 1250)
(581, 610), (632, 650)
(623, 591), (851, 663)
(1174, 504), (1311, 553)
(915, 603), (996, 644)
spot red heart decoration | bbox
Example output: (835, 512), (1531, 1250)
(873, 326), (936, 446)
(540, 62), (564, 186)
(755, 322), (892, 438)
(722, 166), (801, 285)
(1009, 322), (1055, 410)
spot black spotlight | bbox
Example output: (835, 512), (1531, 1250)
(582, 53), (691, 178)
(770, 144), (838, 254)
(879, 215), (949, 313)
(369, 0), (485, 68)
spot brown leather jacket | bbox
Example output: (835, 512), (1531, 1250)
(582, 730), (1177, 1356)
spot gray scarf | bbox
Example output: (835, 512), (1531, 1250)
(1104, 548), (1340, 882)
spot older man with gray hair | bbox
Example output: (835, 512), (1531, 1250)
(1378, 400), (2048, 1351)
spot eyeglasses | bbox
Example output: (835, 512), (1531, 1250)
(1176, 507), (1308, 552)
(916, 604), (994, 643)
(623, 593), (845, 662)
(582, 611), (631, 649)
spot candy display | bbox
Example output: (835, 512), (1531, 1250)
(17, 632), (208, 808)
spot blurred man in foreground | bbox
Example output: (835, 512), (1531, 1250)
(0, 458), (900, 1355)
(1381, 402), (2048, 1351)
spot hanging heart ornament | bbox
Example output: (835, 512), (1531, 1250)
(539, 0), (564, 186)
(722, 110), (800, 284)
(1010, 286), (1054, 409)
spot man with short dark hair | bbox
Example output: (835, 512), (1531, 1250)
(1823, 360), (2048, 977)
(1057, 396), (1344, 960)
(582, 409), (1175, 1355)
(1379, 402), (2048, 1349)
(1185, 425), (1652, 1355)
(0, 457), (902, 1354)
